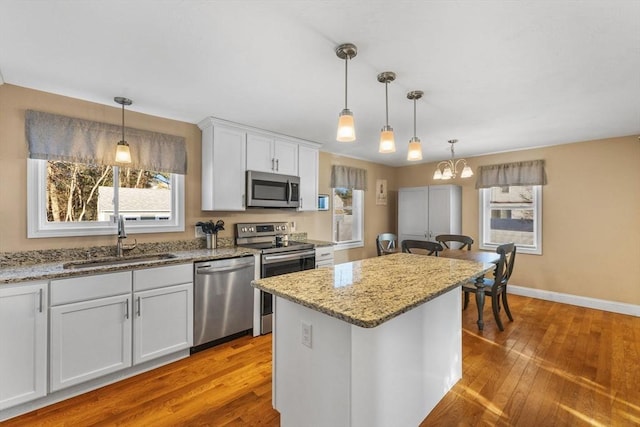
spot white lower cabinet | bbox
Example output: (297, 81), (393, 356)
(49, 272), (132, 392)
(133, 264), (193, 365)
(0, 282), (48, 410)
(315, 246), (334, 268)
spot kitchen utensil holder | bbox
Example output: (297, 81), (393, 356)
(206, 233), (217, 249)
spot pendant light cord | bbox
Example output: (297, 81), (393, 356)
(385, 81), (389, 126)
(121, 103), (125, 141)
(344, 56), (349, 109)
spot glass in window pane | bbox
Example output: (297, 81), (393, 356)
(334, 188), (354, 242)
(116, 168), (172, 221)
(489, 208), (535, 245)
(46, 161), (114, 222)
(489, 185), (533, 204)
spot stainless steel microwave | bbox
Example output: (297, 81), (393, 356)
(246, 170), (300, 208)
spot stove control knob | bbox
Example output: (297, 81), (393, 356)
(282, 225), (287, 231)
(249, 227), (254, 232)
(241, 227), (246, 232)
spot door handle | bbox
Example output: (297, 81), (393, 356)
(137, 296), (141, 316)
(125, 299), (129, 319)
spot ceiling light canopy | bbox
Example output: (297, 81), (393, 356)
(377, 71), (396, 153)
(114, 96), (132, 164)
(406, 90), (424, 161)
(433, 139), (473, 179)
(335, 43), (357, 142)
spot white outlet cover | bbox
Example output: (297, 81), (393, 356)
(301, 321), (312, 348)
(195, 225), (205, 238)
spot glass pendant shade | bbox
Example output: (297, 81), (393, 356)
(460, 165), (474, 178)
(442, 165), (453, 179)
(433, 169), (443, 179)
(336, 109), (356, 142)
(115, 141), (132, 163)
(407, 137), (423, 161)
(379, 126), (396, 153)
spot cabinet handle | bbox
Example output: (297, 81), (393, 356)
(276, 159), (279, 171)
(38, 288), (43, 313)
(137, 296), (141, 317)
(242, 194), (245, 208)
(271, 158), (275, 171)
(125, 299), (129, 319)
(300, 197), (303, 209)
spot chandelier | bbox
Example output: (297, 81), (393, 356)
(433, 139), (473, 179)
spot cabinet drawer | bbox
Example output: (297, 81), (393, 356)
(315, 246), (334, 259)
(133, 263), (192, 292)
(51, 271), (132, 306)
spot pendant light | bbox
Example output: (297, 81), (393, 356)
(335, 43), (357, 142)
(114, 97), (132, 164)
(406, 90), (424, 161)
(377, 71), (396, 153)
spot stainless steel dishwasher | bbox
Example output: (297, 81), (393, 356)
(192, 255), (255, 352)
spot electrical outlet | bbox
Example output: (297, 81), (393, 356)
(301, 321), (312, 348)
(291, 221), (296, 231)
(195, 225), (205, 238)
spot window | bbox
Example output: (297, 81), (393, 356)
(27, 159), (184, 238)
(479, 185), (542, 255)
(332, 187), (364, 249)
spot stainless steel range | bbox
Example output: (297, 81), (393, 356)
(236, 222), (315, 334)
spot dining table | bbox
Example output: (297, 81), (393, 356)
(439, 248), (501, 330)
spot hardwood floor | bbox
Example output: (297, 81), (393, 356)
(5, 294), (639, 426)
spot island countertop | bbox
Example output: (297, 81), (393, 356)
(252, 252), (494, 328)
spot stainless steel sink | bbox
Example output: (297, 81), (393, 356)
(63, 253), (178, 269)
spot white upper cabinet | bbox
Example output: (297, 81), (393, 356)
(199, 118), (247, 211)
(298, 145), (318, 211)
(246, 133), (298, 176)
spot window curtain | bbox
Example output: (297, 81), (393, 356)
(25, 110), (187, 174)
(475, 160), (547, 189)
(330, 165), (368, 190)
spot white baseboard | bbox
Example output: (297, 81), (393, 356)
(509, 285), (640, 317)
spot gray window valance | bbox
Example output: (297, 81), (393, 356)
(475, 159), (547, 189)
(25, 110), (187, 174)
(330, 165), (368, 190)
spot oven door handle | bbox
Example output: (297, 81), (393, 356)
(262, 250), (316, 264)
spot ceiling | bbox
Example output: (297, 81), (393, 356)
(1, 1), (639, 166)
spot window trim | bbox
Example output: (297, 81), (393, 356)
(27, 159), (184, 238)
(332, 188), (364, 251)
(478, 185), (542, 255)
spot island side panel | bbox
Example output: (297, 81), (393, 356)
(273, 297), (352, 427)
(273, 287), (462, 427)
(350, 287), (462, 426)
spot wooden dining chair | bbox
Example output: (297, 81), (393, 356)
(435, 234), (474, 250)
(462, 243), (516, 331)
(376, 233), (398, 256)
(401, 240), (443, 256)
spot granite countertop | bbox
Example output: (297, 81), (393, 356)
(0, 247), (259, 285)
(252, 252), (494, 328)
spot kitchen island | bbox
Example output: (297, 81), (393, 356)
(252, 252), (494, 427)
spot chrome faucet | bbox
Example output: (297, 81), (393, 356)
(116, 215), (137, 257)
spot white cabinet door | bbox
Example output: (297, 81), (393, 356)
(201, 121), (246, 211)
(298, 145), (318, 211)
(246, 133), (274, 173)
(246, 134), (298, 175)
(398, 187), (429, 245)
(50, 294), (132, 392)
(0, 282), (47, 410)
(273, 139), (298, 175)
(428, 185), (462, 241)
(133, 282), (193, 365)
